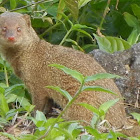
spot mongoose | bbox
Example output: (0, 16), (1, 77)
(0, 12), (140, 137)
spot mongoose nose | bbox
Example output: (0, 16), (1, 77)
(8, 36), (15, 41)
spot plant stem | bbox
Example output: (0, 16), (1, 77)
(4, 61), (9, 87)
(40, 14), (71, 38)
(33, 0), (40, 11)
(98, 0), (111, 31)
(0, 0), (8, 6)
(39, 22), (61, 38)
(10, 0), (53, 12)
(37, 80), (85, 140)
(59, 28), (72, 45)
(7, 112), (29, 133)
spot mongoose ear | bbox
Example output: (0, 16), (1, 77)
(23, 14), (31, 27)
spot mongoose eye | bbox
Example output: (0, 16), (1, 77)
(17, 27), (21, 32)
(2, 27), (7, 32)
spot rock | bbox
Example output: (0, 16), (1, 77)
(90, 42), (140, 114)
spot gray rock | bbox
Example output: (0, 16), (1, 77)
(90, 42), (140, 114)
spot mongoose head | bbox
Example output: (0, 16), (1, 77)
(0, 12), (33, 47)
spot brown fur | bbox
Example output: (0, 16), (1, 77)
(0, 12), (140, 137)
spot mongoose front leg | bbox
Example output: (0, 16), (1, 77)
(32, 95), (52, 115)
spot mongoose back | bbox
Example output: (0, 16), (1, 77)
(0, 12), (140, 137)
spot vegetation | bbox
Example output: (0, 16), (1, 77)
(0, 0), (140, 139)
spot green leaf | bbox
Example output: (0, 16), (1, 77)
(85, 73), (120, 82)
(6, 109), (17, 121)
(85, 126), (101, 138)
(57, 0), (66, 20)
(94, 34), (131, 53)
(0, 92), (9, 118)
(78, 103), (99, 115)
(99, 99), (119, 114)
(6, 94), (17, 103)
(0, 7), (6, 12)
(131, 112), (140, 125)
(5, 84), (24, 95)
(24, 105), (35, 112)
(71, 24), (94, 40)
(0, 86), (5, 94)
(18, 134), (38, 140)
(55, 136), (65, 140)
(10, 0), (17, 9)
(80, 135), (93, 140)
(72, 24), (94, 30)
(127, 29), (140, 45)
(55, 127), (73, 139)
(0, 117), (8, 124)
(35, 110), (47, 121)
(0, 83), (7, 89)
(124, 12), (139, 28)
(82, 86), (117, 95)
(74, 29), (93, 40)
(59, 13), (73, 26)
(32, 18), (50, 28)
(46, 86), (72, 101)
(49, 64), (84, 84)
(91, 113), (99, 128)
(131, 4), (140, 19)
(78, 0), (91, 9)
(64, 0), (79, 20)
(68, 123), (81, 138)
(17, 96), (31, 111)
(0, 132), (17, 140)
(68, 123), (78, 133)
(65, 39), (84, 52)
(109, 131), (128, 139)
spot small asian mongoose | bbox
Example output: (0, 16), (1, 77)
(0, 12), (140, 137)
